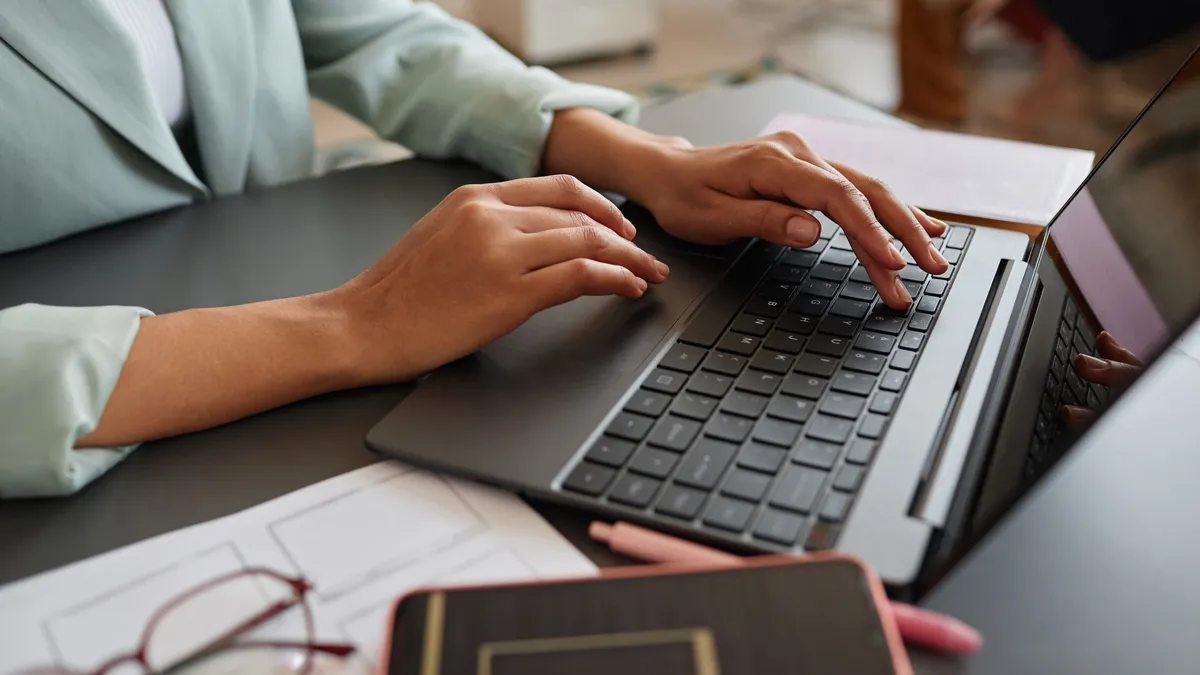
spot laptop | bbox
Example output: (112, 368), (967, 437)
(368, 46), (1200, 586)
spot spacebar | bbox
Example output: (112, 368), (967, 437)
(678, 241), (782, 348)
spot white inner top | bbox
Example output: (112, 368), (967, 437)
(100, 0), (191, 131)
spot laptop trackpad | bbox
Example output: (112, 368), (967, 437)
(366, 236), (734, 491)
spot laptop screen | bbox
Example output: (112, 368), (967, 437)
(960, 46), (1200, 544)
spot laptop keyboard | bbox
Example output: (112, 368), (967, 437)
(560, 218), (973, 552)
(1026, 296), (1109, 476)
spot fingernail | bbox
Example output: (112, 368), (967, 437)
(655, 261), (670, 278)
(635, 278), (648, 293)
(929, 241), (948, 268)
(787, 217), (816, 246)
(893, 277), (912, 306)
(889, 243), (906, 268)
(624, 218), (637, 238)
(1078, 354), (1109, 370)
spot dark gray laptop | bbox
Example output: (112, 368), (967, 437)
(369, 46), (1200, 585)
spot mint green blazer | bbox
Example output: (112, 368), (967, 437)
(0, 0), (637, 497)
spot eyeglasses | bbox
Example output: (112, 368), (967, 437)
(20, 568), (357, 675)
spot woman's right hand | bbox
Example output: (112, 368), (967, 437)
(333, 175), (670, 384)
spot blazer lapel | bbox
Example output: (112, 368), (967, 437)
(0, 0), (205, 193)
(166, 0), (257, 196)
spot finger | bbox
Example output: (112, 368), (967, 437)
(491, 175), (635, 239)
(1097, 331), (1144, 366)
(744, 157), (907, 270)
(910, 205), (950, 237)
(718, 196), (822, 248)
(833, 161), (948, 275)
(1060, 405), (1094, 429)
(521, 224), (668, 284)
(1074, 353), (1141, 387)
(526, 258), (648, 309)
(849, 237), (911, 310)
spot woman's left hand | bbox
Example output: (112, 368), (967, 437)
(628, 131), (950, 309)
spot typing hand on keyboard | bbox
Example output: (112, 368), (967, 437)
(1063, 331), (1143, 427)
(613, 130), (950, 309)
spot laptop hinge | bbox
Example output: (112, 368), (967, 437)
(910, 258), (1028, 527)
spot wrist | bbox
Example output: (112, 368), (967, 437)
(611, 133), (693, 208)
(297, 289), (383, 390)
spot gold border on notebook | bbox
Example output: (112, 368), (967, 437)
(476, 627), (721, 675)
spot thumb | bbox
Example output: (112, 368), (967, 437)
(728, 197), (822, 248)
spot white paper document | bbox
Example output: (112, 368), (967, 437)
(762, 113), (1095, 226)
(0, 461), (596, 674)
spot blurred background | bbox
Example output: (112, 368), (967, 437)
(313, 0), (1199, 159)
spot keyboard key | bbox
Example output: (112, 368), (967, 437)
(831, 370), (875, 396)
(795, 354), (839, 378)
(844, 351), (885, 375)
(731, 314), (773, 337)
(704, 497), (756, 532)
(870, 392), (898, 415)
(790, 294), (830, 316)
(769, 264), (809, 285)
(763, 330), (806, 354)
(647, 416), (702, 452)
(818, 316), (859, 338)
(656, 484), (708, 520)
(891, 350), (916, 371)
(671, 392), (718, 421)
(735, 370), (783, 396)
(754, 417), (803, 447)
(770, 465), (828, 514)
(830, 298), (870, 320)
(717, 332), (760, 356)
(781, 249), (819, 268)
(607, 412), (654, 440)
(609, 474), (662, 508)
(933, 265), (955, 280)
(625, 390), (671, 418)
(722, 469), (772, 502)
(703, 351), (747, 376)
(854, 332), (896, 354)
(585, 437), (636, 467)
(661, 343), (706, 373)
(849, 266), (872, 283)
(880, 370), (907, 392)
(738, 443), (788, 474)
(777, 313), (818, 335)
(810, 263), (850, 282)
(902, 280), (924, 299)
(1054, 336), (1069, 364)
(705, 413), (754, 443)
(899, 266), (928, 283)
(840, 282), (877, 303)
(947, 227), (970, 249)
(846, 438), (877, 465)
(767, 395), (815, 423)
(750, 349), (796, 374)
(782, 373), (828, 400)
(899, 331), (923, 351)
(859, 414), (888, 439)
(675, 438), (738, 489)
(820, 393), (867, 420)
(563, 462), (615, 496)
(806, 522), (840, 550)
(808, 414), (854, 444)
(830, 233), (853, 250)
(901, 248), (916, 265)
(917, 296), (940, 313)
(943, 248), (962, 265)
(758, 281), (796, 300)
(722, 390), (769, 418)
(908, 312), (933, 332)
(794, 439), (842, 471)
(1063, 297), (1078, 326)
(925, 279), (948, 297)
(834, 465), (865, 492)
(822, 249), (858, 267)
(689, 371), (733, 398)
(1073, 331), (1092, 359)
(808, 335), (850, 357)
(864, 313), (905, 336)
(754, 509), (808, 546)
(820, 492), (852, 522)
(744, 296), (786, 318)
(644, 368), (686, 394)
(629, 446), (679, 478)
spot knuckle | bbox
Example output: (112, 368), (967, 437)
(550, 173), (586, 198)
(456, 197), (492, 224)
(770, 129), (808, 149)
(577, 222), (610, 252)
(450, 183), (485, 202)
(753, 141), (792, 162)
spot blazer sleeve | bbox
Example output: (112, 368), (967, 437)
(0, 304), (150, 498)
(293, 0), (639, 179)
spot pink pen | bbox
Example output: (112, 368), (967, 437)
(590, 520), (982, 655)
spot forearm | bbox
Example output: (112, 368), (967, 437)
(77, 294), (361, 448)
(543, 108), (689, 205)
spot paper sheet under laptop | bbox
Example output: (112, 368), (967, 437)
(762, 113), (1095, 226)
